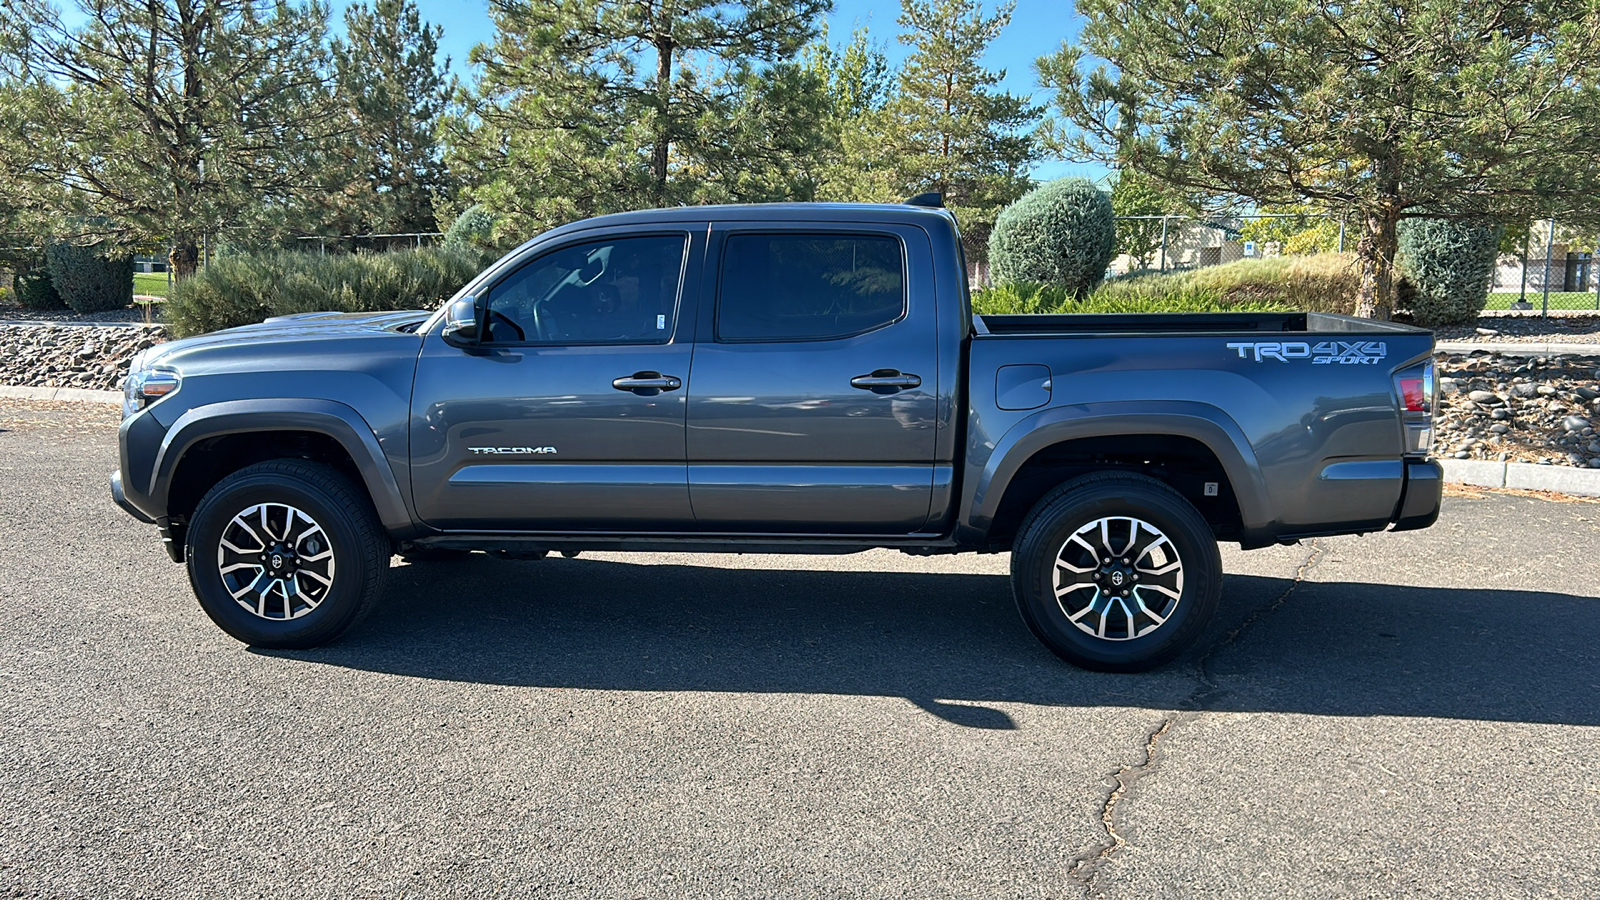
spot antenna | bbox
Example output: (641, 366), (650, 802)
(902, 192), (944, 208)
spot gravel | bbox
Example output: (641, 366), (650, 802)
(1429, 313), (1600, 345)
(0, 302), (159, 324)
(1434, 352), (1600, 467)
(0, 322), (167, 392)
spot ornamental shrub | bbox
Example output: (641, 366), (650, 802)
(164, 245), (488, 337)
(1396, 218), (1503, 326)
(443, 203), (499, 254)
(44, 241), (134, 314)
(987, 178), (1117, 298)
(12, 259), (66, 310)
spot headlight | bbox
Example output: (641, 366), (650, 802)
(122, 355), (181, 419)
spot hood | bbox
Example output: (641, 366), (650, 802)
(144, 310), (429, 367)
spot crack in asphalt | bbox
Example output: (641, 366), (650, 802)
(1068, 540), (1326, 896)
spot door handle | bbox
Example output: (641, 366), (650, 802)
(850, 369), (922, 394)
(612, 371), (682, 395)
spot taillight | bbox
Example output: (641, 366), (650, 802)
(1400, 376), (1426, 412)
(1395, 361), (1435, 456)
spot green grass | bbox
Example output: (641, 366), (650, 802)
(132, 271), (172, 298)
(974, 254), (1363, 316)
(1486, 291), (1598, 311)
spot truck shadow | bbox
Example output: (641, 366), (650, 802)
(262, 556), (1600, 729)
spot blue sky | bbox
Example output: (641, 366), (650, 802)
(394, 0), (1106, 184)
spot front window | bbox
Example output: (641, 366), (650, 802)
(483, 234), (688, 344)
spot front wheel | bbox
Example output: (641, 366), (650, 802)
(185, 460), (390, 649)
(1011, 472), (1221, 672)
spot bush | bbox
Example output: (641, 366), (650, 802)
(443, 203), (499, 254)
(988, 178), (1116, 297)
(1396, 218), (1503, 326)
(45, 241), (134, 314)
(12, 263), (66, 310)
(163, 245), (490, 337)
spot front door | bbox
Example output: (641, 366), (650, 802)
(685, 225), (940, 534)
(410, 231), (698, 530)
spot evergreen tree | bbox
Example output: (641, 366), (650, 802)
(1041, 0), (1600, 318)
(0, 0), (341, 280)
(881, 0), (1042, 242)
(448, 0), (830, 240)
(803, 24), (899, 203)
(331, 0), (455, 236)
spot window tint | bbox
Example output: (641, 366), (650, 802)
(717, 233), (905, 342)
(484, 234), (686, 344)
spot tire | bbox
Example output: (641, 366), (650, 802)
(185, 460), (390, 649)
(1010, 472), (1221, 672)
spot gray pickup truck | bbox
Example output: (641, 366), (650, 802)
(111, 200), (1442, 671)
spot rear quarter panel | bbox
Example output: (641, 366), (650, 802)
(963, 327), (1435, 546)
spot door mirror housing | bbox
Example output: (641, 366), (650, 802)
(440, 296), (480, 347)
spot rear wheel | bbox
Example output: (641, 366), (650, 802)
(1011, 472), (1221, 672)
(185, 460), (390, 649)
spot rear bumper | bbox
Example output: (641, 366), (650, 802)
(109, 469), (155, 524)
(1391, 459), (1443, 532)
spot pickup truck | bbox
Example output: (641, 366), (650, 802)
(111, 199), (1442, 671)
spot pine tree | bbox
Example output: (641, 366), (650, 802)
(881, 0), (1042, 242)
(448, 0), (830, 240)
(331, 0), (455, 236)
(0, 0), (340, 280)
(1042, 0), (1600, 318)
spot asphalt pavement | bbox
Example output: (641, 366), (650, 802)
(2, 399), (1597, 898)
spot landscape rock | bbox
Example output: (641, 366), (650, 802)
(1434, 352), (1600, 468)
(1, 324), (167, 392)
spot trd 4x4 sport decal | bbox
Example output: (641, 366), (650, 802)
(1225, 341), (1387, 364)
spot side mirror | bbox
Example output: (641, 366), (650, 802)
(440, 296), (479, 346)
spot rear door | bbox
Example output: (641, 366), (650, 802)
(685, 223), (940, 533)
(410, 229), (700, 530)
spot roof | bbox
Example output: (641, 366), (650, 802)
(536, 202), (957, 238)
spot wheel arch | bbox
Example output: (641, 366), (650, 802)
(960, 401), (1277, 549)
(151, 399), (416, 540)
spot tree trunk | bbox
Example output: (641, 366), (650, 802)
(652, 34), (674, 205)
(1354, 209), (1400, 320)
(169, 240), (200, 282)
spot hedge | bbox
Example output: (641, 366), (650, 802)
(45, 241), (134, 314)
(163, 246), (490, 337)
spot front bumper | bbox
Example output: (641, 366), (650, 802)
(1391, 459), (1443, 532)
(109, 469), (155, 524)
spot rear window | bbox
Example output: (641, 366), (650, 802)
(717, 233), (906, 342)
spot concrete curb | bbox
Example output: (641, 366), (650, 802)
(1436, 341), (1600, 357)
(1439, 458), (1600, 497)
(0, 385), (121, 405)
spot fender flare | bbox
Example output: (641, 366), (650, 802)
(149, 398), (416, 537)
(959, 400), (1276, 547)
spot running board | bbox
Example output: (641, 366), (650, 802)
(406, 532), (960, 556)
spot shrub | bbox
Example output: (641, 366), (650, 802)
(12, 262), (66, 310)
(44, 241), (134, 314)
(163, 245), (489, 337)
(1396, 218), (1503, 326)
(988, 178), (1116, 297)
(1180, 253), (1360, 314)
(443, 203), (499, 254)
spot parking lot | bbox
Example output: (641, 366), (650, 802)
(2, 399), (1598, 898)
